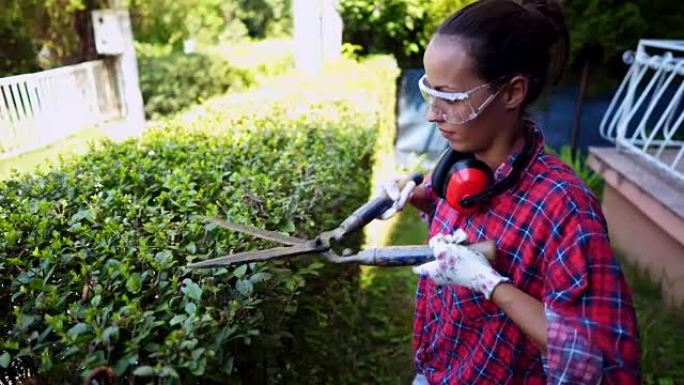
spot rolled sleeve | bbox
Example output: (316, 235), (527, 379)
(542, 214), (641, 385)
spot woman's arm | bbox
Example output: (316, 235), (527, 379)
(413, 234), (548, 352)
(491, 283), (547, 352)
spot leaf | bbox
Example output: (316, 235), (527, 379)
(126, 274), (142, 293)
(64, 346), (80, 357)
(249, 272), (271, 283)
(191, 347), (205, 360)
(19, 313), (36, 330)
(181, 279), (202, 301)
(133, 365), (156, 377)
(159, 366), (180, 378)
(154, 250), (173, 266)
(170, 314), (187, 325)
(69, 209), (90, 224)
(233, 264), (247, 278)
(114, 355), (137, 375)
(236, 279), (253, 297)
(67, 323), (92, 339)
(278, 219), (295, 233)
(101, 326), (119, 343)
(0, 352), (10, 368)
(185, 302), (197, 315)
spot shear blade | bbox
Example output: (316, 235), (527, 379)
(199, 216), (306, 246)
(187, 242), (327, 268)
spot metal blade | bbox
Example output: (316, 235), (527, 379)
(187, 242), (328, 268)
(198, 216), (306, 246)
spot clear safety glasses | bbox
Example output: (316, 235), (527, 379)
(418, 74), (505, 124)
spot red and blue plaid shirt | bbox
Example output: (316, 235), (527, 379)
(413, 121), (641, 384)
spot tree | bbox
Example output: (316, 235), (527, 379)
(338, 0), (473, 67)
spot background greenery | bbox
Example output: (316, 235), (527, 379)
(4, 0), (684, 76)
(337, 0), (684, 70)
(137, 50), (254, 119)
(0, 0), (292, 77)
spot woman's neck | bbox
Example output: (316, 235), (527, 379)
(475, 119), (526, 171)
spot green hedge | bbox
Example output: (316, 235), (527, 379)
(138, 49), (256, 120)
(0, 56), (399, 384)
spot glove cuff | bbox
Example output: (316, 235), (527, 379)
(481, 274), (511, 300)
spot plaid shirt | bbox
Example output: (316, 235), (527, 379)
(413, 121), (641, 384)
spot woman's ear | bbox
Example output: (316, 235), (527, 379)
(503, 75), (528, 110)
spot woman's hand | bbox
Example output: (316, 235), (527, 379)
(375, 176), (417, 220)
(413, 230), (510, 299)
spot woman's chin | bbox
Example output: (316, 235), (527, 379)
(439, 131), (468, 150)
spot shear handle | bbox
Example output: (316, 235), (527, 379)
(333, 172), (424, 240)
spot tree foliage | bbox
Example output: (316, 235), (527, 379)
(338, 0), (684, 69)
(126, 0), (291, 48)
(0, 0), (292, 76)
(0, 0), (108, 76)
(556, 0), (684, 65)
(338, 0), (474, 67)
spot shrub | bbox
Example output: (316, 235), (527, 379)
(0, 56), (400, 384)
(138, 51), (255, 119)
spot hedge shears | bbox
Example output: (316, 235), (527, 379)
(187, 173), (495, 269)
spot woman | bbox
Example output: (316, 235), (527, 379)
(380, 0), (641, 383)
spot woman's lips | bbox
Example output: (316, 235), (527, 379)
(438, 126), (460, 139)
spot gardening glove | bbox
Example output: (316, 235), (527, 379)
(413, 229), (510, 300)
(375, 176), (417, 220)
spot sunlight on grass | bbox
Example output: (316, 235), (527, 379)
(0, 127), (108, 180)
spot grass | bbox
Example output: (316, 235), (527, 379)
(0, 126), (108, 180)
(619, 257), (684, 384)
(357, 206), (428, 384)
(358, 206), (684, 384)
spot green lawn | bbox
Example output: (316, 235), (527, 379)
(0, 127), (108, 180)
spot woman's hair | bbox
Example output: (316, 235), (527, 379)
(436, 0), (570, 105)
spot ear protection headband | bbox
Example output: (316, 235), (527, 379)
(431, 128), (536, 213)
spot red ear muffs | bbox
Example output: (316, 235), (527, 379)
(444, 158), (493, 213)
(430, 128), (536, 213)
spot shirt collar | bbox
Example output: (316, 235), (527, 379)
(492, 120), (544, 182)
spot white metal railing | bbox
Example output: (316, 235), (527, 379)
(0, 60), (122, 159)
(600, 39), (684, 181)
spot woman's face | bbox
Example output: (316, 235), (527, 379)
(422, 35), (509, 153)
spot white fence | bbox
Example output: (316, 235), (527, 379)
(600, 39), (684, 181)
(0, 59), (122, 160)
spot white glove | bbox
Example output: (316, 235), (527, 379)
(412, 229), (510, 300)
(375, 176), (417, 220)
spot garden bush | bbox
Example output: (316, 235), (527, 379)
(0, 56), (399, 384)
(137, 50), (255, 119)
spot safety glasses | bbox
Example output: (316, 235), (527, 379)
(418, 74), (505, 124)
